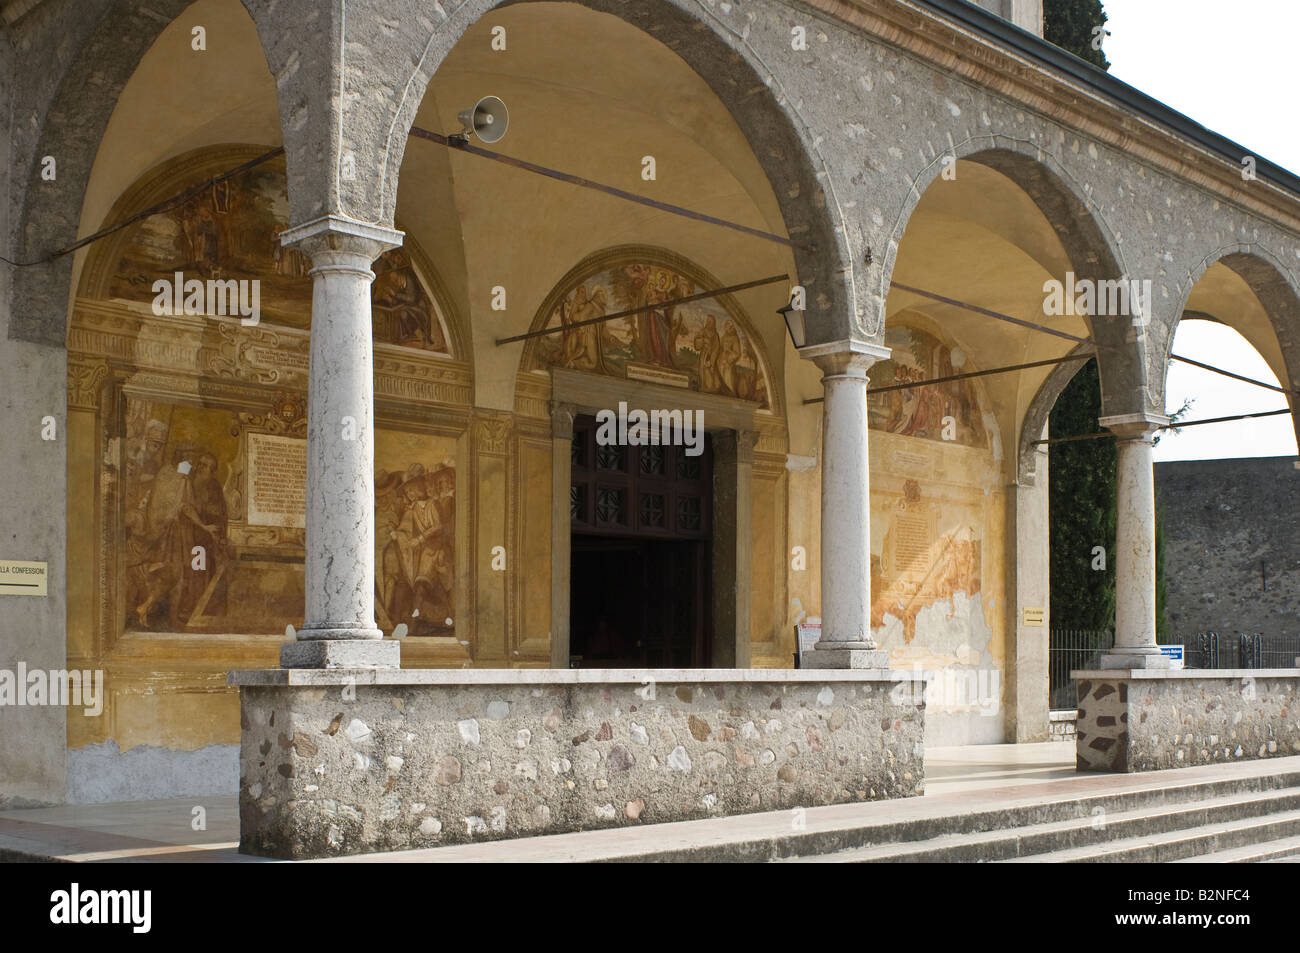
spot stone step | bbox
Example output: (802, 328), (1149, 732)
(999, 808), (1300, 863)
(621, 769), (1300, 863)
(340, 756), (1300, 863)
(780, 789), (1300, 863)
(1169, 833), (1300, 863)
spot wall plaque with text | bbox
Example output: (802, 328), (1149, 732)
(246, 432), (307, 528)
(0, 560), (48, 596)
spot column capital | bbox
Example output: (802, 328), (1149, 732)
(713, 428), (757, 466)
(799, 339), (891, 378)
(1099, 412), (1169, 441)
(549, 401), (577, 440)
(280, 215), (404, 269)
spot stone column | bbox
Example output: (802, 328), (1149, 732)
(1098, 413), (1170, 669)
(550, 401), (576, 669)
(800, 339), (891, 669)
(279, 215), (403, 669)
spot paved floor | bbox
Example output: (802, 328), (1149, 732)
(1, 743), (1290, 862)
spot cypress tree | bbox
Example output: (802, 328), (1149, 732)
(1048, 359), (1116, 635)
(1043, 0), (1110, 71)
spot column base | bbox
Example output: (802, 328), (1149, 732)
(1097, 651), (1170, 670)
(803, 643), (890, 670)
(281, 639), (401, 669)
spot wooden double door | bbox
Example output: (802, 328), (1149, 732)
(568, 415), (713, 668)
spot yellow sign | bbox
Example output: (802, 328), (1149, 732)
(1022, 607), (1044, 627)
(0, 560), (48, 596)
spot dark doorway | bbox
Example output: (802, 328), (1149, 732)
(568, 415), (713, 667)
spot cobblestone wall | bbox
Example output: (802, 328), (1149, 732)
(1076, 672), (1300, 772)
(234, 671), (926, 858)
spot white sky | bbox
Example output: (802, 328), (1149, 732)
(1101, 0), (1299, 461)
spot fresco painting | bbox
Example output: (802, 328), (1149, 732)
(118, 395), (455, 636)
(868, 325), (987, 448)
(533, 262), (771, 408)
(105, 160), (452, 355)
(868, 326), (993, 644)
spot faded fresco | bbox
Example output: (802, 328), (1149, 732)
(118, 393), (455, 636)
(864, 324), (1002, 744)
(105, 160), (453, 354)
(374, 430), (457, 637)
(868, 326), (987, 448)
(532, 262), (771, 407)
(870, 478), (983, 642)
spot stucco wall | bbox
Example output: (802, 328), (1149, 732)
(0, 17), (69, 806)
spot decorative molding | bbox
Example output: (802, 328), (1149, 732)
(472, 414), (513, 455)
(67, 359), (110, 410)
(233, 391), (308, 438)
(550, 367), (761, 435)
(208, 322), (306, 385)
(70, 299), (473, 409)
(513, 371), (553, 420)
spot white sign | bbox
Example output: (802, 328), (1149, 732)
(0, 560), (48, 596)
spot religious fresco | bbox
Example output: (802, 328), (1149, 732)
(531, 261), (771, 408)
(117, 393), (455, 636)
(870, 480), (983, 642)
(374, 429), (457, 637)
(868, 326), (988, 448)
(104, 160), (453, 355)
(863, 325), (995, 645)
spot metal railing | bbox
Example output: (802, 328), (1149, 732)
(1180, 632), (1300, 670)
(1050, 629), (1300, 711)
(1048, 629), (1110, 710)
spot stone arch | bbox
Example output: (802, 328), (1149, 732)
(8, 0), (280, 348)
(1017, 343), (1098, 485)
(376, 0), (856, 348)
(1163, 243), (1300, 443)
(520, 244), (783, 419)
(881, 138), (1146, 418)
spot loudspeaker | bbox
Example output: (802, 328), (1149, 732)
(457, 96), (509, 144)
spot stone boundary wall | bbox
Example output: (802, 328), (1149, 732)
(1155, 458), (1300, 639)
(1074, 670), (1300, 772)
(1048, 709), (1077, 742)
(230, 669), (926, 859)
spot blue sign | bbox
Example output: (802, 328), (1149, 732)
(1159, 645), (1184, 669)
